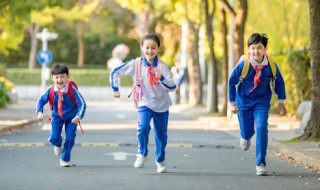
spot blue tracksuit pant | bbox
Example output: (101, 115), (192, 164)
(49, 116), (77, 162)
(237, 108), (269, 166)
(137, 106), (169, 163)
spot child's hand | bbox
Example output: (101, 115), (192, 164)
(114, 91), (120, 98)
(230, 105), (238, 114)
(37, 112), (44, 121)
(278, 103), (287, 116)
(156, 72), (162, 80)
(71, 116), (80, 124)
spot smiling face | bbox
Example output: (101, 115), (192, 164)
(248, 42), (267, 63)
(141, 39), (160, 63)
(52, 73), (69, 90)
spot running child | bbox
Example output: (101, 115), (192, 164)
(110, 33), (176, 173)
(36, 64), (86, 167)
(228, 33), (287, 176)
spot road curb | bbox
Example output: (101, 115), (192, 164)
(0, 119), (38, 134)
(269, 140), (320, 169)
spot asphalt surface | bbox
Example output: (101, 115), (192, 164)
(0, 85), (319, 190)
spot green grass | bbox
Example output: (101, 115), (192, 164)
(280, 137), (320, 144)
(7, 68), (133, 86)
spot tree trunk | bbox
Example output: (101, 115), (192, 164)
(232, 0), (247, 66)
(204, 0), (218, 113)
(28, 23), (40, 70)
(219, 2), (228, 116)
(76, 22), (85, 67)
(220, 0), (247, 67)
(300, 0), (320, 139)
(188, 22), (202, 106)
(135, 3), (156, 39)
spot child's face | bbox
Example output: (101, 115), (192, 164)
(248, 42), (267, 63)
(141, 39), (160, 62)
(51, 73), (69, 90)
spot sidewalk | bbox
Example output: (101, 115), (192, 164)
(0, 86), (319, 172)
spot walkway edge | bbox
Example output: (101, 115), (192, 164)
(269, 140), (320, 169)
(0, 119), (38, 134)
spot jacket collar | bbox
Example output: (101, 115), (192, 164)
(142, 56), (158, 67)
(54, 82), (69, 93)
(250, 55), (268, 67)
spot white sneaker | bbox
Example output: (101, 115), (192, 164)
(256, 165), (268, 176)
(60, 159), (72, 167)
(240, 138), (251, 151)
(156, 162), (167, 173)
(134, 154), (147, 168)
(53, 136), (64, 156)
(54, 146), (62, 156)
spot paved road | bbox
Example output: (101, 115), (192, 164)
(1, 97), (319, 190)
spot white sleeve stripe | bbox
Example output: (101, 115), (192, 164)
(72, 86), (85, 117)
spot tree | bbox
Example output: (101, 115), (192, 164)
(219, 0), (247, 67)
(218, 0), (228, 115)
(183, 0), (203, 106)
(115, 0), (178, 63)
(115, 0), (158, 39)
(300, 0), (320, 139)
(203, 0), (219, 113)
(0, 1), (31, 56)
(64, 0), (99, 67)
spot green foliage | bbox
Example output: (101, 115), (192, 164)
(280, 137), (320, 143)
(7, 68), (133, 87)
(0, 80), (10, 108)
(0, 0), (140, 66)
(270, 48), (311, 115)
(247, 0), (310, 51)
(0, 64), (6, 76)
(0, 27), (140, 66)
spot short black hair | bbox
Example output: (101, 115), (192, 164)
(247, 33), (268, 48)
(51, 64), (69, 75)
(141, 33), (161, 47)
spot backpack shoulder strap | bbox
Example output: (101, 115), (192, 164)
(68, 81), (77, 106)
(157, 59), (163, 74)
(135, 57), (142, 82)
(266, 55), (277, 77)
(240, 54), (250, 79)
(49, 85), (55, 109)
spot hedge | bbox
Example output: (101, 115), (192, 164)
(7, 68), (133, 86)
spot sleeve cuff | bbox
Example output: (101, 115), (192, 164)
(112, 87), (119, 92)
(278, 99), (285, 104)
(229, 102), (237, 106)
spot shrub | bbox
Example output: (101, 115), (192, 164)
(0, 80), (10, 108)
(271, 47), (310, 116)
(7, 68), (133, 86)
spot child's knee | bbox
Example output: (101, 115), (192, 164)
(49, 135), (61, 144)
(137, 124), (151, 134)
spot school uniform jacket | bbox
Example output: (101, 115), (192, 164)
(36, 82), (86, 120)
(110, 56), (176, 112)
(228, 55), (286, 110)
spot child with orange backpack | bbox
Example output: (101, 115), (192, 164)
(110, 33), (176, 173)
(36, 64), (86, 167)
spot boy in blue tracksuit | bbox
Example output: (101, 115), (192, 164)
(228, 33), (287, 176)
(36, 64), (86, 167)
